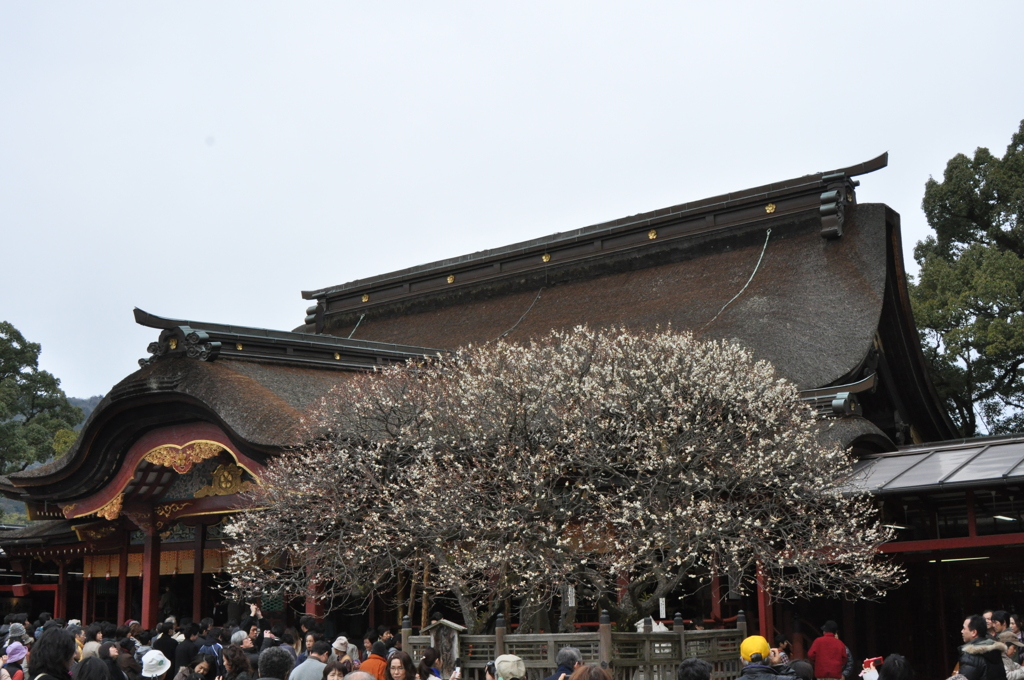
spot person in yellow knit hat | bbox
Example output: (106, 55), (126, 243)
(739, 636), (797, 680)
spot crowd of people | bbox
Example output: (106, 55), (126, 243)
(0, 607), (444, 680)
(2, 608), (1022, 680)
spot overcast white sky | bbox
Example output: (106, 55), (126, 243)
(2, 2), (1023, 399)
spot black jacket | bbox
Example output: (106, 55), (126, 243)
(740, 664), (798, 680)
(175, 638), (199, 671)
(153, 635), (179, 678)
(960, 638), (1009, 680)
(543, 665), (575, 680)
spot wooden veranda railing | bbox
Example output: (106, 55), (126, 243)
(403, 611), (747, 680)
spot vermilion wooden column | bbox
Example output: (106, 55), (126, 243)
(193, 523), (205, 622)
(56, 560), (68, 619)
(756, 565), (772, 639)
(117, 545), (129, 624)
(710, 573), (723, 625)
(305, 592), (325, 618)
(142, 521), (162, 629)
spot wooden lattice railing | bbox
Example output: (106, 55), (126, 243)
(404, 611), (747, 680)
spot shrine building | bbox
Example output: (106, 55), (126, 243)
(3, 153), (1020, 678)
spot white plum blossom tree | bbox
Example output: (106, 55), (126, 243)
(225, 326), (903, 632)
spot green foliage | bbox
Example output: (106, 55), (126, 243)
(911, 120), (1024, 436)
(52, 428), (78, 455)
(0, 321), (83, 476)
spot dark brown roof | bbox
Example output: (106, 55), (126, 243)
(0, 356), (358, 499)
(0, 520), (76, 545)
(314, 204), (887, 391)
(2, 154), (956, 508)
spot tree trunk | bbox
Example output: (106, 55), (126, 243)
(420, 558), (431, 629)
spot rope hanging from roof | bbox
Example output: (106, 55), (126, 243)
(700, 228), (772, 332)
(496, 287), (545, 341)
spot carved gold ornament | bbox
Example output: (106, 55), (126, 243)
(447, 275), (455, 284)
(361, 294), (370, 302)
(765, 203), (776, 214)
(236, 343), (244, 351)
(144, 441), (225, 474)
(155, 502), (192, 518)
(96, 493), (124, 521)
(542, 253), (551, 263)
(195, 463), (255, 498)
(334, 353), (341, 360)
(648, 229), (657, 240)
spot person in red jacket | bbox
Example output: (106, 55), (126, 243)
(807, 621), (848, 680)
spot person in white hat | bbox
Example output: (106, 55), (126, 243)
(494, 656), (526, 680)
(332, 638), (355, 665)
(142, 650), (173, 680)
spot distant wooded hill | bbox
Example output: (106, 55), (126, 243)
(69, 395), (104, 429)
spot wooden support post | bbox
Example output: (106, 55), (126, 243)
(305, 591), (324, 618)
(82, 576), (92, 624)
(142, 520), (162, 629)
(967, 490), (978, 537)
(56, 560), (68, 619)
(710, 573), (723, 625)
(117, 545), (129, 624)
(598, 610), (612, 665)
(936, 562), (949, 668)
(193, 523), (205, 622)
(494, 613), (506, 657)
(674, 612), (687, 657)
(792, 618), (804, 659)
(756, 565), (772, 640)
(402, 616), (412, 654)
(842, 600), (856, 657)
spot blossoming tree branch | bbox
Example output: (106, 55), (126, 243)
(225, 326), (903, 632)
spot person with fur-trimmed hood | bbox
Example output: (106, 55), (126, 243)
(738, 636), (797, 680)
(960, 614), (1008, 680)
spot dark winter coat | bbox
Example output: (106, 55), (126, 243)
(175, 639), (199, 673)
(543, 665), (575, 680)
(117, 652), (142, 680)
(960, 638), (1009, 680)
(739, 663), (798, 680)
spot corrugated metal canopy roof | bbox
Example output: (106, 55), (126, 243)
(851, 435), (1024, 493)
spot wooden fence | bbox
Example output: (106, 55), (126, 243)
(403, 611), (747, 680)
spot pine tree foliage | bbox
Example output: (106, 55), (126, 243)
(911, 120), (1024, 435)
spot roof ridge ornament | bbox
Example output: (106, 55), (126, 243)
(820, 172), (856, 239)
(818, 153), (889, 239)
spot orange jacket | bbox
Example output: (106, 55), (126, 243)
(361, 654), (388, 680)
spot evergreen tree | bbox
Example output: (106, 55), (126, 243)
(0, 321), (83, 476)
(911, 120), (1024, 436)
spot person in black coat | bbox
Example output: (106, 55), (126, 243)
(960, 615), (1009, 680)
(175, 625), (202, 675)
(542, 648), (582, 680)
(153, 624), (179, 680)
